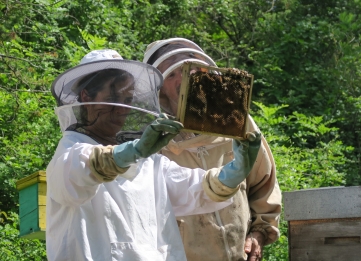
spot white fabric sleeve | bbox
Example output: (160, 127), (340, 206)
(159, 156), (233, 217)
(47, 143), (101, 207)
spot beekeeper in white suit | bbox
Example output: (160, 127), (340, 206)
(143, 38), (282, 261)
(46, 49), (262, 261)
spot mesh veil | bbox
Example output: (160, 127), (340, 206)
(51, 59), (162, 145)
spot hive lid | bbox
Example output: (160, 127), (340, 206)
(16, 171), (47, 190)
(284, 186), (361, 221)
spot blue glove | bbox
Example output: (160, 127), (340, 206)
(218, 131), (262, 188)
(113, 114), (183, 168)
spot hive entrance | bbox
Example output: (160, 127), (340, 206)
(176, 62), (253, 139)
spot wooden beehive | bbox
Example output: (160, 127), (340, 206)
(176, 62), (253, 140)
(16, 171), (46, 240)
(284, 186), (361, 261)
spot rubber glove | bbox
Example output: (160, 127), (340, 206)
(113, 114), (183, 168)
(218, 131), (262, 188)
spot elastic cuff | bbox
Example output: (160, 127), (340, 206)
(89, 145), (130, 182)
(202, 168), (240, 202)
(250, 226), (268, 241)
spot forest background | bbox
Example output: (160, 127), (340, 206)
(0, 0), (360, 260)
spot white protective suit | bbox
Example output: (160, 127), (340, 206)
(46, 131), (233, 261)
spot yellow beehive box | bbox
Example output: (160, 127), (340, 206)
(16, 171), (46, 240)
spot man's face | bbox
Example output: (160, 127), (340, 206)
(158, 59), (182, 116)
(158, 60), (203, 116)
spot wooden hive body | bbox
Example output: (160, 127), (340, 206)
(284, 186), (361, 261)
(16, 171), (46, 239)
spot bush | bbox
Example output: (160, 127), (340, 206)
(0, 212), (46, 261)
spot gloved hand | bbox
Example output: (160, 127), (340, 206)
(218, 131), (262, 188)
(113, 114), (183, 168)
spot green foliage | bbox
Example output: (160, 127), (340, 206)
(252, 103), (349, 260)
(245, 0), (361, 185)
(0, 212), (46, 261)
(253, 103), (348, 190)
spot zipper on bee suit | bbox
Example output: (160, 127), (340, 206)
(197, 146), (232, 261)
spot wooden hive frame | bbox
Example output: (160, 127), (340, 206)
(176, 61), (254, 140)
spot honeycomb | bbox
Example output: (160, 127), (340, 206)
(181, 68), (252, 139)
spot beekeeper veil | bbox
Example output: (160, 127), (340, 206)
(51, 49), (162, 145)
(143, 38), (217, 115)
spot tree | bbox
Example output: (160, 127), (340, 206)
(1, 0), (360, 260)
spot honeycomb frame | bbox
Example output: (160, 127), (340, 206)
(176, 61), (254, 140)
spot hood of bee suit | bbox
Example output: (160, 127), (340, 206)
(51, 49), (163, 141)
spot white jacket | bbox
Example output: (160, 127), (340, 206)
(46, 131), (233, 261)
